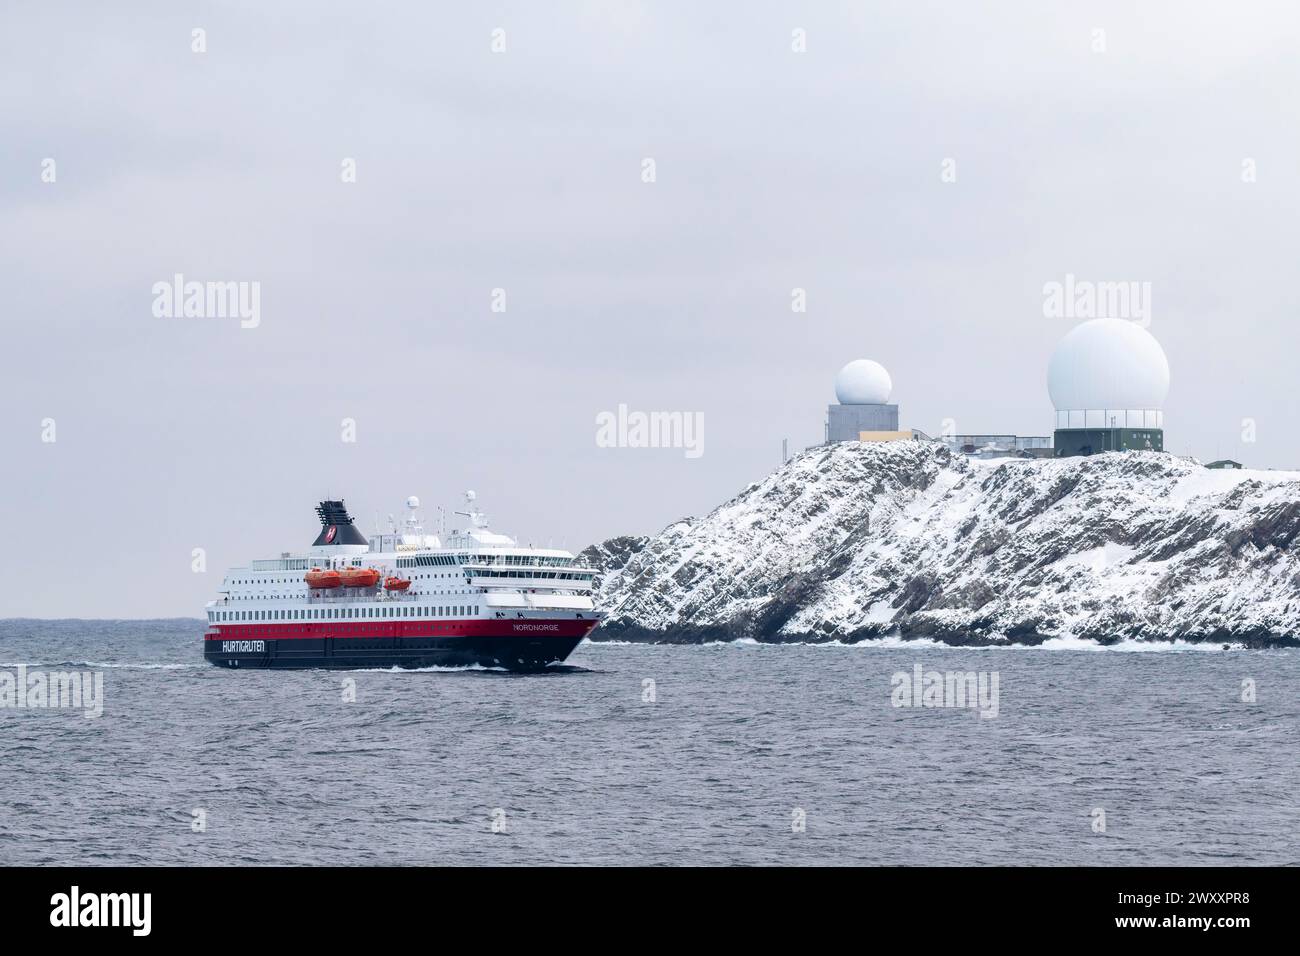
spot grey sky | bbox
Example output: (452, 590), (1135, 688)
(3, 1), (1299, 617)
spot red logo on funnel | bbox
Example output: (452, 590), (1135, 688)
(325, 525), (337, 543)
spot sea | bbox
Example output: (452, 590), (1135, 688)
(1, 619), (1296, 866)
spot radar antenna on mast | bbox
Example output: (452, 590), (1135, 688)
(453, 489), (489, 528)
(404, 495), (424, 534)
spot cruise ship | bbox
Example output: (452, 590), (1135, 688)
(203, 494), (602, 671)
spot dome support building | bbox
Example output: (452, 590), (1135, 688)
(826, 359), (906, 442)
(1047, 319), (1170, 458)
(1053, 414), (1164, 457)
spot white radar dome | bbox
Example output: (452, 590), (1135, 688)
(406, 495), (420, 509)
(1047, 319), (1170, 412)
(834, 359), (893, 405)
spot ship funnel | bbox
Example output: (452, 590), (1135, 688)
(312, 499), (370, 546)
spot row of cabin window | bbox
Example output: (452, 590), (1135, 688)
(397, 555), (460, 567)
(470, 569), (593, 581)
(214, 605), (473, 622)
(223, 587), (470, 600)
(395, 555), (574, 569)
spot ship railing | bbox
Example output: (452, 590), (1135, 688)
(304, 590), (418, 602)
(468, 577), (591, 591)
(462, 563), (598, 575)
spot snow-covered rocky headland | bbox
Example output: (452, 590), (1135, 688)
(580, 442), (1300, 647)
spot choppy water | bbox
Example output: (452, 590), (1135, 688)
(1, 619), (1297, 866)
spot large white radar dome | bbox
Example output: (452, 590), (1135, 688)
(834, 359), (893, 405)
(1047, 319), (1169, 412)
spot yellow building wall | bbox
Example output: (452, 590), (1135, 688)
(858, 430), (913, 443)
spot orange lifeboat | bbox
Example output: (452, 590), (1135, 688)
(339, 567), (380, 588)
(305, 568), (341, 589)
(383, 576), (411, 592)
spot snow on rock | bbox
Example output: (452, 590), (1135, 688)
(577, 442), (1300, 647)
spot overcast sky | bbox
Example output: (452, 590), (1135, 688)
(3, 1), (1299, 617)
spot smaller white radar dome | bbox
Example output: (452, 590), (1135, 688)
(406, 495), (420, 510)
(834, 359), (893, 405)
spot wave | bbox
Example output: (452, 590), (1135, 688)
(1005, 636), (1246, 653)
(0, 661), (200, 669)
(579, 635), (1258, 653)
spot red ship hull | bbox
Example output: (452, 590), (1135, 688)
(203, 618), (598, 671)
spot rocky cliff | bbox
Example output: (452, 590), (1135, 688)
(579, 442), (1300, 647)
